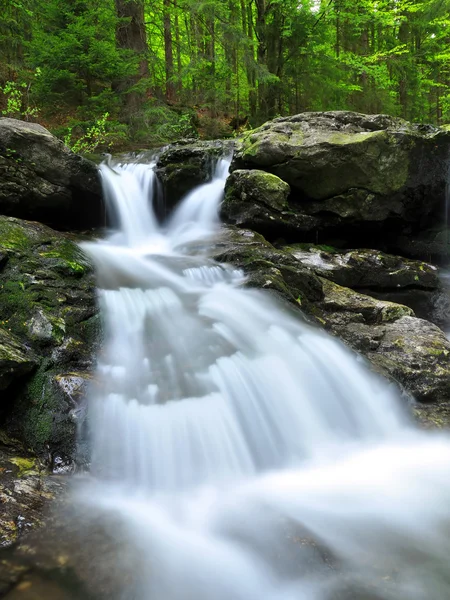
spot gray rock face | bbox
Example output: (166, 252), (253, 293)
(0, 433), (67, 547)
(231, 111), (450, 249)
(284, 245), (450, 328)
(0, 118), (102, 230)
(156, 139), (233, 212)
(284, 246), (440, 290)
(310, 278), (450, 403)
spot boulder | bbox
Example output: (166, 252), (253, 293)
(232, 111), (450, 250)
(0, 118), (102, 230)
(156, 139), (233, 212)
(309, 279), (450, 403)
(222, 169), (319, 236)
(0, 216), (98, 463)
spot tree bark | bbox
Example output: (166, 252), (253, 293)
(114, 0), (149, 113)
(163, 0), (176, 102)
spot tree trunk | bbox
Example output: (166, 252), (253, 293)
(163, 0), (176, 102)
(114, 0), (149, 114)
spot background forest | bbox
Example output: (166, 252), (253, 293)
(1, 0), (450, 150)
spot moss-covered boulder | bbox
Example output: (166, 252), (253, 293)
(0, 216), (98, 463)
(156, 139), (233, 211)
(222, 169), (319, 237)
(0, 118), (102, 230)
(232, 112), (450, 249)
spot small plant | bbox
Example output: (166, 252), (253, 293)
(0, 81), (40, 120)
(64, 112), (111, 154)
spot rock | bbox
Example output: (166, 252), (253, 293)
(283, 245), (449, 326)
(209, 226), (323, 309)
(0, 328), (38, 391)
(305, 279), (450, 403)
(156, 139), (233, 212)
(212, 226), (450, 404)
(284, 246), (440, 290)
(0, 431), (67, 548)
(222, 169), (319, 237)
(0, 118), (102, 230)
(0, 216), (98, 463)
(364, 317), (450, 403)
(413, 401), (450, 429)
(232, 112), (450, 249)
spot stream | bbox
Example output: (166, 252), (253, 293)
(77, 156), (450, 600)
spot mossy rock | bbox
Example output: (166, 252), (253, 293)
(210, 226), (323, 309)
(0, 216), (98, 463)
(231, 111), (450, 250)
(221, 169), (320, 239)
(284, 246), (440, 290)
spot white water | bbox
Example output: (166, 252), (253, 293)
(79, 157), (450, 599)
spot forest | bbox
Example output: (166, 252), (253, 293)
(1, 0), (450, 150)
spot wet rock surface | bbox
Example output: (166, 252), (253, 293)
(209, 226), (323, 310)
(282, 245), (450, 327)
(310, 280), (450, 403)
(156, 139), (233, 212)
(0, 216), (98, 463)
(0, 119), (102, 230)
(0, 432), (67, 548)
(0, 112), (449, 564)
(283, 246), (440, 290)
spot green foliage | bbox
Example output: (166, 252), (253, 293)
(63, 112), (112, 153)
(1, 0), (450, 148)
(0, 80), (39, 119)
(137, 104), (199, 145)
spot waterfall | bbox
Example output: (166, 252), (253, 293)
(79, 156), (450, 600)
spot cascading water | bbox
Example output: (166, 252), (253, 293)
(79, 156), (450, 600)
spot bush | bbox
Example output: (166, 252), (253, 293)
(0, 80), (39, 120)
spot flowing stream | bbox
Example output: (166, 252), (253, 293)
(79, 156), (450, 600)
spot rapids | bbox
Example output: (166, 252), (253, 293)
(78, 156), (450, 600)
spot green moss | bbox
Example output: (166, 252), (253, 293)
(285, 243), (339, 254)
(39, 239), (90, 277)
(48, 315), (66, 344)
(328, 131), (379, 145)
(19, 364), (54, 450)
(8, 457), (38, 477)
(242, 139), (262, 159)
(380, 304), (413, 322)
(0, 280), (35, 332)
(241, 130), (294, 162)
(0, 219), (31, 250)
